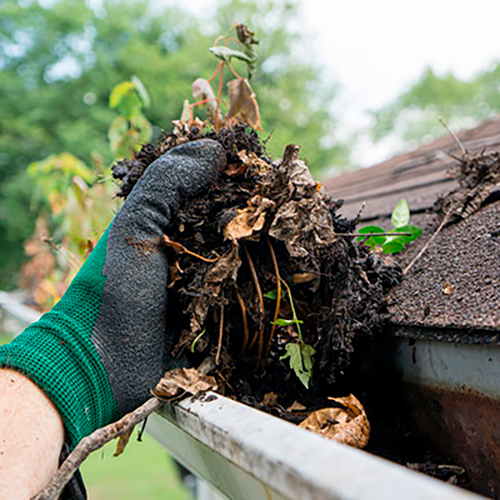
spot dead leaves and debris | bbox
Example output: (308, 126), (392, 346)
(435, 150), (500, 224)
(224, 195), (275, 242)
(112, 121), (400, 415)
(152, 368), (218, 400)
(298, 394), (370, 449)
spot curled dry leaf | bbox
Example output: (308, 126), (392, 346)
(269, 155), (336, 258)
(224, 195), (275, 242)
(299, 394), (370, 449)
(227, 78), (262, 130)
(192, 78), (219, 120)
(153, 368), (218, 400)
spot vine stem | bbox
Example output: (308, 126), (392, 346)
(235, 285), (250, 355)
(244, 246), (265, 350)
(262, 237), (282, 367)
(215, 302), (224, 365)
(215, 63), (224, 129)
(280, 278), (302, 342)
(338, 232), (413, 238)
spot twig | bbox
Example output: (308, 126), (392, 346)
(438, 116), (468, 156)
(262, 237), (282, 367)
(235, 286), (250, 355)
(244, 246), (265, 350)
(280, 278), (302, 341)
(338, 232), (413, 238)
(32, 397), (164, 500)
(215, 302), (224, 365)
(403, 210), (452, 275)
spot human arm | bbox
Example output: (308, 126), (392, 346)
(0, 139), (226, 498)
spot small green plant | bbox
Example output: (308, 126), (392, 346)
(358, 199), (422, 253)
(268, 281), (315, 389)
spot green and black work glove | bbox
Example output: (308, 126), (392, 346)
(0, 139), (225, 449)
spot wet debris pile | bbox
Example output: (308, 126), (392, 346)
(435, 149), (500, 223)
(112, 122), (401, 446)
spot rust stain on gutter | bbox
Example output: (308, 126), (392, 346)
(402, 382), (500, 498)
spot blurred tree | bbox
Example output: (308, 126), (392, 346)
(0, 0), (347, 289)
(371, 65), (500, 147)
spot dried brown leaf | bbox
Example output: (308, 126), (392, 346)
(269, 157), (336, 258)
(286, 401), (307, 412)
(262, 392), (279, 407)
(299, 394), (370, 449)
(153, 368), (218, 400)
(114, 427), (134, 457)
(224, 195), (275, 242)
(185, 247), (242, 336)
(227, 78), (262, 130)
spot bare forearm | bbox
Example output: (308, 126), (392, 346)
(0, 368), (64, 499)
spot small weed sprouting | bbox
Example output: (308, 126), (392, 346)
(358, 199), (422, 254)
(267, 280), (315, 389)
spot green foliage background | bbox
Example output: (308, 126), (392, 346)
(0, 0), (349, 289)
(372, 65), (500, 146)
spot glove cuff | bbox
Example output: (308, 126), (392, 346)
(0, 228), (118, 449)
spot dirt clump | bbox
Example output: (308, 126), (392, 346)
(112, 122), (401, 408)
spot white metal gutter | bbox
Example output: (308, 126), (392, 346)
(148, 392), (481, 500)
(0, 291), (486, 499)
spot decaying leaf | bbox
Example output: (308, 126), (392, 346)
(236, 24), (258, 46)
(238, 149), (270, 175)
(269, 155), (337, 258)
(286, 401), (307, 412)
(114, 427), (134, 457)
(184, 246), (241, 341)
(224, 195), (275, 242)
(262, 392), (279, 407)
(153, 368), (218, 400)
(227, 78), (262, 130)
(192, 78), (218, 119)
(299, 394), (370, 449)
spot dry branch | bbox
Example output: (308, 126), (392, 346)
(32, 397), (164, 500)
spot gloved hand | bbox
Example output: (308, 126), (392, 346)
(0, 139), (226, 450)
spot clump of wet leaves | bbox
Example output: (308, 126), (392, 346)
(112, 122), (401, 399)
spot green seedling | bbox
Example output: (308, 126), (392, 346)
(358, 199), (422, 254)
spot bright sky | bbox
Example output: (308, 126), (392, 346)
(177, 0), (500, 165)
